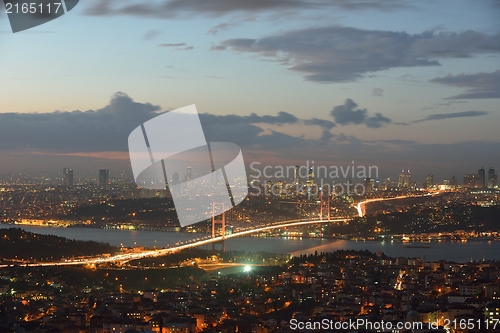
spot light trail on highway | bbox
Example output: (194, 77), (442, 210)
(355, 192), (440, 217)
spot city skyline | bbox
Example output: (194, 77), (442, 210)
(16, 164), (495, 189)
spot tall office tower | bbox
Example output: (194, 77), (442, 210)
(449, 175), (457, 188)
(405, 169), (411, 188)
(471, 174), (478, 188)
(385, 177), (391, 191)
(425, 174), (433, 189)
(308, 167), (314, 184)
(63, 167), (74, 186)
(464, 174), (473, 187)
(398, 169), (405, 188)
(293, 165), (299, 185)
(364, 178), (372, 193)
(99, 169), (109, 185)
(478, 167), (486, 188)
(488, 167), (497, 188)
(186, 167), (192, 182)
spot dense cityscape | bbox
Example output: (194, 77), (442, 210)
(2, 0), (499, 332)
(0, 164), (499, 332)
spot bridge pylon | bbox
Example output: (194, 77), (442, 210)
(211, 202), (226, 253)
(319, 191), (331, 222)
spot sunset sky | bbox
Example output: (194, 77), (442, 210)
(0, 0), (499, 183)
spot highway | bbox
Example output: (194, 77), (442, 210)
(355, 192), (440, 217)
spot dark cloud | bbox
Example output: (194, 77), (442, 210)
(413, 111), (489, 123)
(0, 93), (317, 154)
(430, 70), (500, 99)
(330, 99), (367, 125)
(329, 99), (392, 128)
(198, 113), (307, 150)
(0, 93), (498, 181)
(246, 111), (298, 124)
(372, 88), (384, 97)
(84, 0), (410, 18)
(0, 92), (161, 152)
(214, 27), (500, 82)
(366, 113), (392, 128)
(304, 118), (336, 129)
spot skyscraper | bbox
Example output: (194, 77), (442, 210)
(293, 166), (299, 185)
(398, 169), (410, 189)
(449, 175), (457, 188)
(99, 169), (109, 185)
(464, 174), (474, 187)
(63, 167), (74, 186)
(186, 167), (192, 182)
(385, 177), (391, 191)
(364, 178), (372, 193)
(398, 169), (405, 188)
(308, 167), (314, 184)
(488, 167), (497, 188)
(425, 174), (433, 189)
(478, 167), (486, 188)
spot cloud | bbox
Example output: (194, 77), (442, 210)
(372, 88), (384, 96)
(329, 99), (392, 128)
(143, 29), (161, 40)
(246, 111), (298, 124)
(330, 99), (367, 125)
(304, 118), (336, 129)
(0, 93), (324, 155)
(208, 22), (234, 35)
(430, 70), (500, 99)
(413, 111), (489, 123)
(83, 0), (410, 18)
(0, 92), (161, 152)
(158, 43), (194, 50)
(366, 113), (392, 128)
(159, 43), (187, 47)
(213, 27), (500, 82)
(0, 93), (498, 180)
(420, 100), (468, 111)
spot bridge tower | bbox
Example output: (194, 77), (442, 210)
(319, 191), (332, 238)
(319, 190), (331, 222)
(211, 202), (226, 253)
